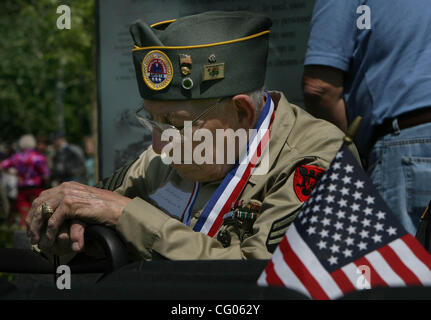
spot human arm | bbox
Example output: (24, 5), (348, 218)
(302, 0), (359, 132)
(26, 181), (132, 253)
(115, 156), (332, 261)
(26, 151), (148, 257)
(302, 65), (348, 132)
(26, 156), (326, 261)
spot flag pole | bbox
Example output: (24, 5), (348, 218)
(343, 116), (362, 145)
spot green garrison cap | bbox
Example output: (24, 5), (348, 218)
(130, 11), (272, 100)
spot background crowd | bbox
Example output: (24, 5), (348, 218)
(0, 132), (95, 228)
(0, 0), (96, 248)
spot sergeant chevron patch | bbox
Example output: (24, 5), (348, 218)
(266, 209), (300, 253)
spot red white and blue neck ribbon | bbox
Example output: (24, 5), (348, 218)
(192, 92), (276, 237)
(180, 181), (200, 226)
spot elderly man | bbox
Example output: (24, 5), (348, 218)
(26, 11), (357, 262)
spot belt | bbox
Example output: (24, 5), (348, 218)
(371, 107), (431, 147)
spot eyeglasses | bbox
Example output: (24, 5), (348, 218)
(135, 97), (226, 135)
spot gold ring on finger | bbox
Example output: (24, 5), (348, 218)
(41, 203), (54, 218)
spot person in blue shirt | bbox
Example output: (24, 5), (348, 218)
(302, 0), (431, 235)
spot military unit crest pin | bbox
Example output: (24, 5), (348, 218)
(142, 50), (174, 91)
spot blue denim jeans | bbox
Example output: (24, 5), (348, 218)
(367, 121), (431, 235)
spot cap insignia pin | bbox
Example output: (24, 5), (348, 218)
(182, 77), (194, 90)
(202, 63), (225, 81)
(179, 54), (192, 76)
(208, 54), (217, 63)
(142, 50), (173, 91)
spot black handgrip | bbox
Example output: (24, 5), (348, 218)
(0, 225), (130, 274)
(80, 224), (130, 273)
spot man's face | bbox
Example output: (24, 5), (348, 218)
(143, 98), (246, 182)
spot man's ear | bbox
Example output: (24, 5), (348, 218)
(231, 94), (256, 130)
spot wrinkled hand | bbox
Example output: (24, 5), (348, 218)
(37, 219), (86, 256)
(26, 181), (132, 253)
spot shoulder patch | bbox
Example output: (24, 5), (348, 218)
(266, 209), (300, 253)
(293, 164), (325, 202)
(96, 158), (138, 191)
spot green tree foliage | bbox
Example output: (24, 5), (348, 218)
(0, 0), (95, 145)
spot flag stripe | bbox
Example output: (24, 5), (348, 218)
(287, 225), (344, 299)
(286, 225), (344, 299)
(271, 244), (311, 298)
(257, 270), (268, 286)
(279, 238), (329, 300)
(378, 244), (421, 285)
(354, 256), (387, 287)
(262, 260), (283, 287)
(401, 234), (431, 270)
(286, 225), (346, 298)
(390, 238), (431, 286)
(366, 250), (405, 287)
(331, 269), (356, 295)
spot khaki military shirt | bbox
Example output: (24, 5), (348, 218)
(97, 91), (359, 261)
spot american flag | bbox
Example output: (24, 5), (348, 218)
(257, 145), (431, 299)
